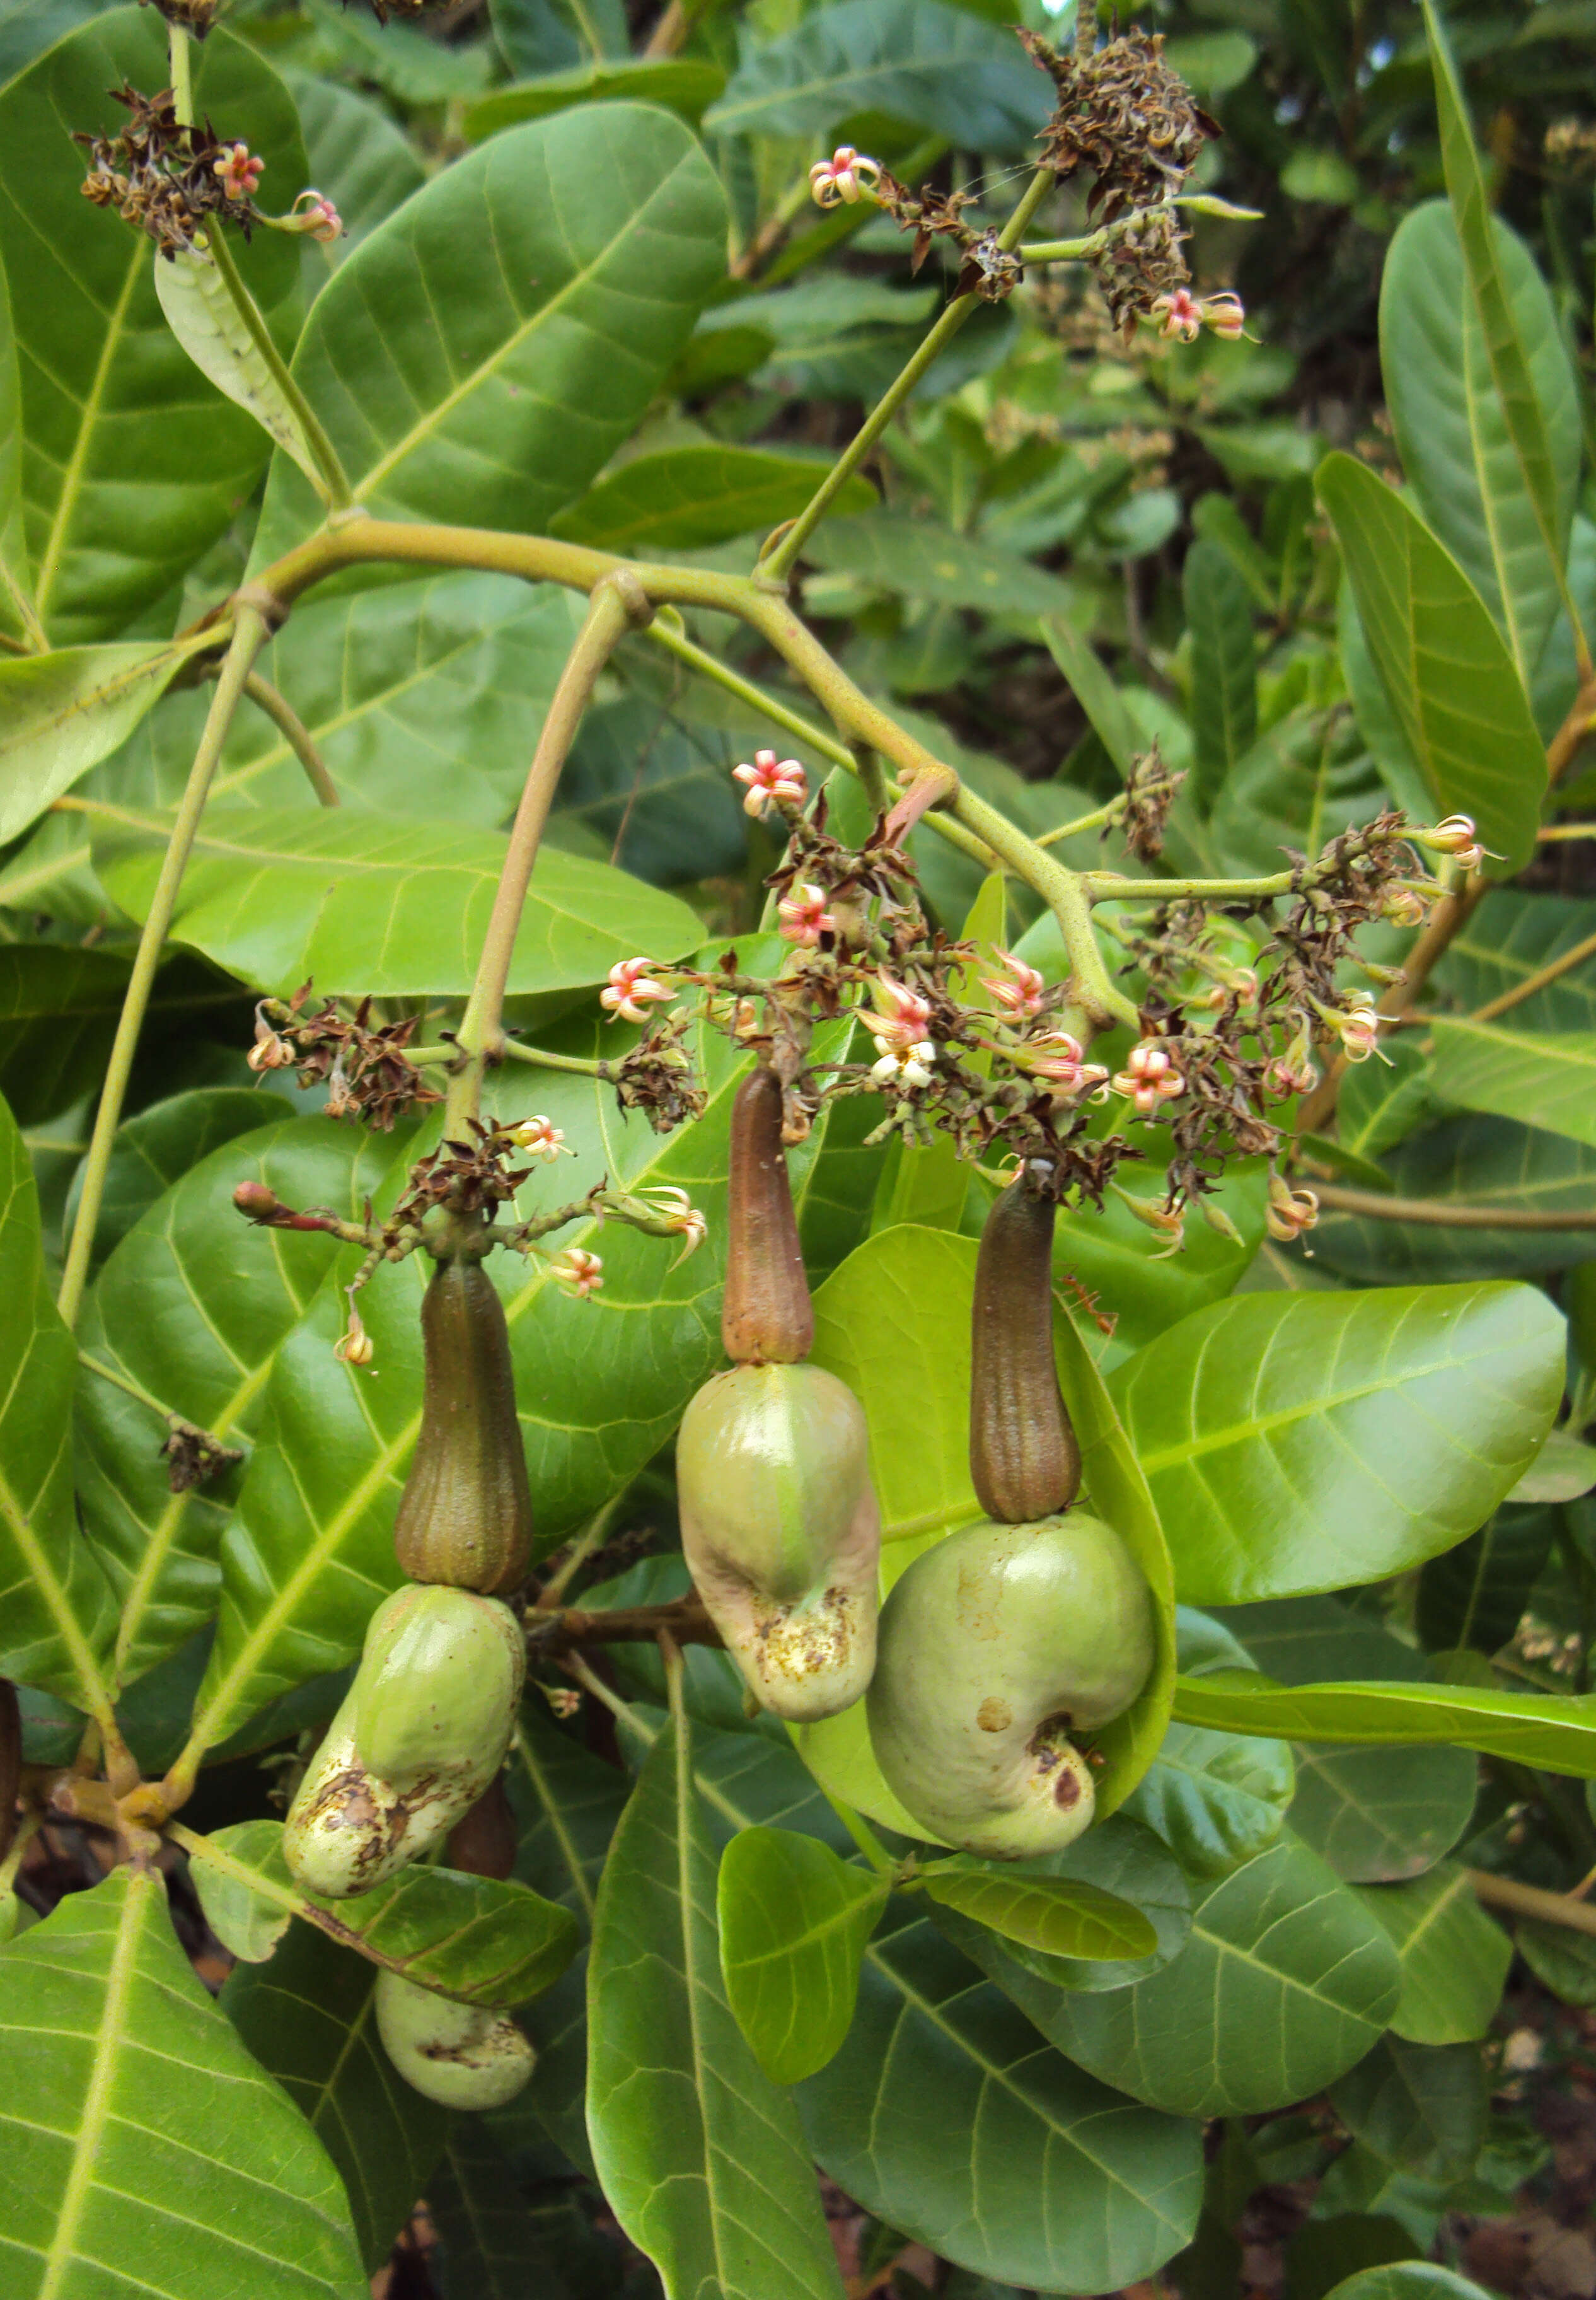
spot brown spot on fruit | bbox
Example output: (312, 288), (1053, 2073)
(1055, 1769), (1082, 1809)
(976, 1697), (1012, 1733)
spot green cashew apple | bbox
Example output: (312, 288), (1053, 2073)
(284, 1583), (524, 1898)
(374, 1969), (535, 2109)
(679, 1361), (880, 1721)
(392, 1253), (533, 1593)
(865, 1513), (1154, 1858)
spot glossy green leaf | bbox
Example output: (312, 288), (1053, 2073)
(190, 1821), (581, 2006)
(1121, 1613), (1295, 1878)
(222, 1920), (448, 2276)
(0, 13), (306, 642)
(1312, 1116), (1596, 1284)
(0, 246), (39, 648)
(1422, 0), (1580, 659)
(1330, 2035), (1487, 2182)
(1208, 710), (1386, 884)
(1439, 889), (1596, 1031)
(286, 73), (426, 273)
(1352, 1865), (1511, 2046)
(1316, 452), (1546, 873)
(934, 1812), (1193, 1994)
(705, 0), (1048, 148)
(586, 1711), (846, 2300)
(489, 0), (626, 79)
(0, 1089), (115, 1713)
(1169, 1674), (1596, 1779)
(153, 249), (327, 497)
(552, 446), (872, 552)
(1223, 1598), (1478, 1884)
(189, 1015), (749, 1745)
(0, 638), (204, 843)
(1036, 1832), (1401, 2117)
(717, 1825), (888, 2084)
(1513, 1915), (1596, 2009)
(1110, 1282), (1566, 1605)
(1053, 1154), (1268, 1363)
(0, 1865), (366, 2299)
(139, 574), (584, 823)
(1510, 1428), (1596, 1502)
(1184, 537), (1258, 813)
(1430, 1016), (1596, 1149)
(63, 1084), (276, 1270)
(252, 105), (726, 565)
(920, 1861), (1157, 1963)
(1323, 2270), (1491, 2300)
(1043, 614), (1143, 777)
(94, 804), (702, 999)
(804, 511), (1080, 622)
(1416, 1504), (1556, 1655)
(801, 1897), (1201, 2290)
(428, 2123), (630, 2299)
(1338, 1038), (1447, 1165)
(76, 1115), (407, 1687)
(1382, 203), (1578, 683)
(0, 947), (129, 1125)
(465, 57), (725, 137)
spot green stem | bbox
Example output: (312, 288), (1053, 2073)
(445, 576), (647, 1136)
(1311, 1182), (1596, 1231)
(954, 783), (1139, 1031)
(758, 165), (1058, 583)
(57, 605), (270, 1328)
(647, 617), (858, 773)
(202, 227), (353, 512)
(1083, 870), (1297, 902)
(499, 1040), (610, 1078)
(819, 1789), (896, 1876)
(241, 672), (338, 804)
(1034, 795), (1126, 848)
(77, 1349), (173, 1422)
(168, 20), (194, 127)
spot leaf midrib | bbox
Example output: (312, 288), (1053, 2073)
(37, 1871), (145, 2300)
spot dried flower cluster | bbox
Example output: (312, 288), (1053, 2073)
(1022, 28), (1219, 219)
(77, 83), (261, 257)
(248, 987), (441, 1131)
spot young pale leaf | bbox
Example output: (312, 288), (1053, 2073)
(1316, 451), (1546, 872)
(93, 804), (702, 999)
(1170, 1675), (1596, 1779)
(1381, 202), (1578, 683)
(0, 1089), (117, 1714)
(1351, 1865), (1512, 2047)
(223, 1921), (449, 2275)
(1184, 538), (1258, 813)
(189, 1820), (581, 2006)
(252, 103), (727, 564)
(717, 1825), (889, 2084)
(1031, 1832), (1401, 2118)
(0, 13), (306, 644)
(0, 639), (205, 845)
(1111, 1282), (1566, 1606)
(1430, 1018), (1596, 1150)
(934, 1812), (1192, 1994)
(918, 1861), (1157, 1962)
(586, 1713), (847, 2300)
(153, 250), (329, 497)
(0, 1865), (367, 2299)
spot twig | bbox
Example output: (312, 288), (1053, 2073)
(1470, 1867), (1596, 1939)
(240, 672), (338, 805)
(1312, 1182), (1596, 1231)
(526, 1594), (721, 1654)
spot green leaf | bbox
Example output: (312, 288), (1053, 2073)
(0, 1088), (116, 1713)
(1316, 451), (1546, 873)
(0, 638), (205, 844)
(1323, 2269), (1493, 2300)
(1208, 710), (1386, 885)
(703, 0), (1048, 149)
(93, 804), (702, 999)
(1110, 1283), (1566, 1605)
(1416, 1504), (1556, 1654)
(717, 1825), (889, 2084)
(188, 1017), (748, 1745)
(802, 512), (1081, 623)
(1430, 1016), (1596, 1149)
(0, 247), (40, 649)
(920, 1860), (1158, 1962)
(1184, 538), (1258, 813)
(799, 1898), (1203, 2291)
(0, 13), (306, 642)
(427, 2123), (628, 2299)
(1381, 201), (1579, 682)
(552, 446), (873, 553)
(585, 1710), (847, 2300)
(1513, 1914), (1596, 2009)
(140, 574), (585, 823)
(1313, 1115), (1596, 1284)
(252, 105), (727, 565)
(62, 1084), (275, 1270)
(1330, 2035), (1487, 2182)
(1352, 1865), (1512, 2046)
(1169, 1674), (1596, 1779)
(1509, 1429), (1596, 1502)
(76, 1115), (408, 1687)
(1223, 1598), (1478, 1884)
(490, 0), (627, 79)
(1121, 1610), (1296, 1877)
(222, 1920), (448, 2275)
(1041, 613), (1142, 776)
(285, 73), (426, 272)
(153, 249), (327, 497)
(933, 1811), (1193, 1994)
(1034, 1833), (1402, 2117)
(190, 1820), (581, 2006)
(466, 58), (726, 139)
(1053, 1154), (1268, 1361)
(0, 1865), (367, 2298)
(0, 947), (130, 1125)
(1421, 0), (1582, 662)
(1440, 889), (1596, 1032)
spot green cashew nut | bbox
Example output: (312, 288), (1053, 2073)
(865, 1513), (1154, 1858)
(678, 1361), (880, 1722)
(374, 1968), (535, 2109)
(283, 1583), (524, 1898)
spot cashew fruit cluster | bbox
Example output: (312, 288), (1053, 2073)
(284, 1581), (524, 1898)
(678, 1067), (881, 1721)
(862, 1172), (1155, 1856)
(374, 1969), (536, 2110)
